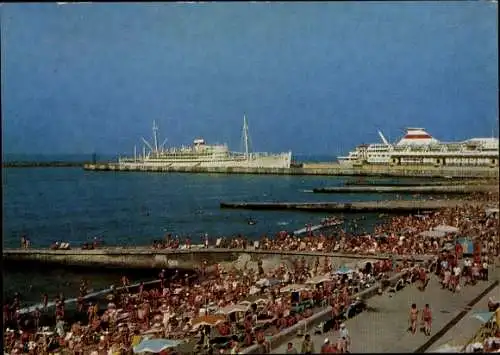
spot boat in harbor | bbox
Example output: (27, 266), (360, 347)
(118, 116), (292, 169)
(337, 128), (499, 167)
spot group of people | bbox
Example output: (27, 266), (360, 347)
(408, 303), (433, 336)
(4, 190), (499, 354)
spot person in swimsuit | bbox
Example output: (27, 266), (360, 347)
(422, 304), (432, 336)
(409, 303), (418, 334)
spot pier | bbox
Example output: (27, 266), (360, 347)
(342, 178), (495, 186)
(219, 199), (480, 213)
(312, 184), (497, 194)
(82, 163), (499, 179)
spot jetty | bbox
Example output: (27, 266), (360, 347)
(342, 178), (492, 187)
(219, 199), (480, 213)
(312, 184), (497, 194)
(83, 162), (499, 179)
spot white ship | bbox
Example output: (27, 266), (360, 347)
(338, 128), (499, 167)
(118, 116), (292, 169)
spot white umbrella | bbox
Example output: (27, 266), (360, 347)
(280, 284), (309, 293)
(419, 230), (447, 238)
(433, 225), (459, 233)
(485, 207), (499, 215)
(305, 275), (331, 285)
(217, 304), (249, 315)
(249, 286), (260, 295)
(256, 278), (270, 287)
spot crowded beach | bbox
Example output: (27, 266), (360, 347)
(3, 192), (499, 354)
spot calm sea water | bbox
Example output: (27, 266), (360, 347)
(2, 165), (424, 304)
(2, 167), (410, 248)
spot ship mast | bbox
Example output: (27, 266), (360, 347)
(378, 130), (390, 146)
(243, 114), (250, 159)
(152, 120), (159, 154)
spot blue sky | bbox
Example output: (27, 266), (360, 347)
(1, 2), (498, 156)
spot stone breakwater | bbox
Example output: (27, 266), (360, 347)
(312, 184), (497, 194)
(219, 199), (482, 213)
(83, 163), (499, 179)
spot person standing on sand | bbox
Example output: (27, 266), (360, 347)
(409, 303), (419, 334)
(422, 304), (432, 336)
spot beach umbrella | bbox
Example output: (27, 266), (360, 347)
(267, 278), (281, 286)
(217, 304), (249, 315)
(419, 230), (447, 238)
(191, 315), (226, 329)
(244, 295), (269, 304)
(485, 207), (499, 215)
(401, 227), (416, 234)
(256, 278), (270, 287)
(280, 284), (309, 293)
(434, 225), (459, 233)
(306, 274), (331, 285)
(335, 266), (354, 275)
(470, 311), (494, 324)
(256, 278), (281, 287)
(133, 338), (182, 353)
(248, 286), (260, 295)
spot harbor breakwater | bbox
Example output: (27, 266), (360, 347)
(219, 199), (481, 213)
(312, 184), (497, 194)
(82, 163), (499, 179)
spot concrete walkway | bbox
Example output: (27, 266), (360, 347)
(426, 285), (499, 352)
(271, 277), (495, 353)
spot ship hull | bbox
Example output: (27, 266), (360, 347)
(118, 152), (292, 169)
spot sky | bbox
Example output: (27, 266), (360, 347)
(1, 2), (498, 157)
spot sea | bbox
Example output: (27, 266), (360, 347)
(2, 154), (427, 305)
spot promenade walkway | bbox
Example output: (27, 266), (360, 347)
(426, 284), (499, 352)
(271, 277), (496, 353)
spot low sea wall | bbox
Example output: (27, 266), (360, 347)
(220, 199), (480, 213)
(2, 248), (430, 270)
(83, 163), (499, 179)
